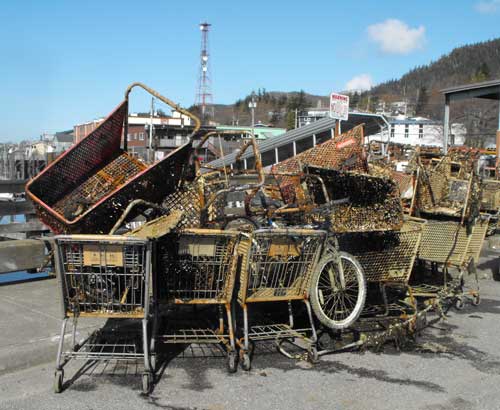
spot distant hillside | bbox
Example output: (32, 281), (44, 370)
(368, 39), (500, 100)
(190, 90), (328, 130)
(199, 38), (500, 146)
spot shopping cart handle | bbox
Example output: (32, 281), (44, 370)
(124, 82), (201, 140)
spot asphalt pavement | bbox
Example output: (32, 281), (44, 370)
(1, 241), (500, 410)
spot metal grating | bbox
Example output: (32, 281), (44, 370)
(239, 229), (326, 303)
(339, 219), (424, 283)
(158, 230), (240, 303)
(417, 220), (471, 266)
(55, 236), (149, 317)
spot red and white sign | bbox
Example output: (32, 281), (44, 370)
(336, 138), (356, 149)
(329, 92), (349, 121)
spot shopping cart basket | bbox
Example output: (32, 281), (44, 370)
(51, 235), (154, 394)
(26, 83), (200, 234)
(154, 229), (242, 372)
(237, 228), (326, 370)
(411, 214), (490, 310)
(338, 218), (425, 319)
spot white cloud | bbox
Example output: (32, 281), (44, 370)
(475, 0), (500, 13)
(367, 19), (426, 54)
(345, 74), (373, 92)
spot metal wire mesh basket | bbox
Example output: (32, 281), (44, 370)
(157, 229), (241, 303)
(417, 214), (490, 267)
(238, 229), (326, 303)
(480, 179), (500, 211)
(338, 218), (425, 283)
(27, 94), (195, 234)
(53, 235), (151, 317)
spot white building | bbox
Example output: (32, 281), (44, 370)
(368, 117), (466, 147)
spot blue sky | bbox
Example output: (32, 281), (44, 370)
(0, 0), (499, 141)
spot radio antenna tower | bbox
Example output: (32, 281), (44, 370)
(195, 22), (213, 122)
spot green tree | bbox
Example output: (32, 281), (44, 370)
(286, 110), (296, 130)
(471, 62), (490, 82)
(415, 86), (429, 116)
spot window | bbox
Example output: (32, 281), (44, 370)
(261, 149), (277, 167)
(404, 124), (409, 138)
(418, 124), (423, 139)
(295, 137), (314, 154)
(139, 133), (145, 141)
(315, 130), (332, 145)
(390, 125), (395, 139)
(127, 133), (132, 141)
(245, 156), (255, 170)
(278, 143), (294, 162)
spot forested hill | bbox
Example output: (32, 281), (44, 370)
(199, 39), (500, 144)
(368, 38), (500, 99)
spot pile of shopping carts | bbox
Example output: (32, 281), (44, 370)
(26, 84), (490, 394)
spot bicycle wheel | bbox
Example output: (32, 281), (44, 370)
(310, 251), (366, 329)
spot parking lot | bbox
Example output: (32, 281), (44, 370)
(0, 244), (498, 410)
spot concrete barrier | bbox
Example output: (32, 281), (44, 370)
(0, 239), (46, 274)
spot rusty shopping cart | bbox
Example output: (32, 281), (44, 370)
(338, 218), (425, 320)
(153, 229), (242, 372)
(237, 228), (326, 370)
(480, 179), (500, 235)
(51, 235), (154, 394)
(26, 83), (200, 234)
(411, 214), (490, 310)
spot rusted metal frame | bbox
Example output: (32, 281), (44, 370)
(108, 199), (166, 235)
(460, 176), (474, 225)
(201, 136), (265, 218)
(194, 130), (252, 177)
(124, 82), (201, 151)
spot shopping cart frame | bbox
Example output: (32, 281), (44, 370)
(237, 228), (327, 370)
(152, 229), (242, 372)
(51, 234), (154, 394)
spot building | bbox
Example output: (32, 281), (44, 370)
(53, 130), (74, 153)
(368, 117), (466, 147)
(74, 119), (104, 143)
(209, 112), (388, 171)
(73, 111), (195, 159)
(216, 125), (286, 140)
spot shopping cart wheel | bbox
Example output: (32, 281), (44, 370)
(142, 372), (153, 395)
(308, 347), (319, 364)
(54, 370), (64, 394)
(240, 351), (251, 371)
(227, 351), (238, 373)
(150, 354), (157, 371)
(454, 297), (465, 310)
(471, 294), (481, 306)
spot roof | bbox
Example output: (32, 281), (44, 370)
(390, 119), (441, 125)
(441, 79), (500, 100)
(54, 131), (74, 143)
(208, 112), (388, 168)
(216, 125), (286, 140)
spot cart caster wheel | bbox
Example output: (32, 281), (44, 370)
(308, 347), (319, 364)
(455, 297), (465, 310)
(54, 370), (64, 394)
(150, 354), (157, 371)
(142, 372), (153, 395)
(240, 352), (251, 371)
(227, 351), (237, 373)
(472, 294), (481, 306)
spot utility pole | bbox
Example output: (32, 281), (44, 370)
(249, 91), (257, 138)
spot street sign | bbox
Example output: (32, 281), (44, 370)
(329, 93), (349, 121)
